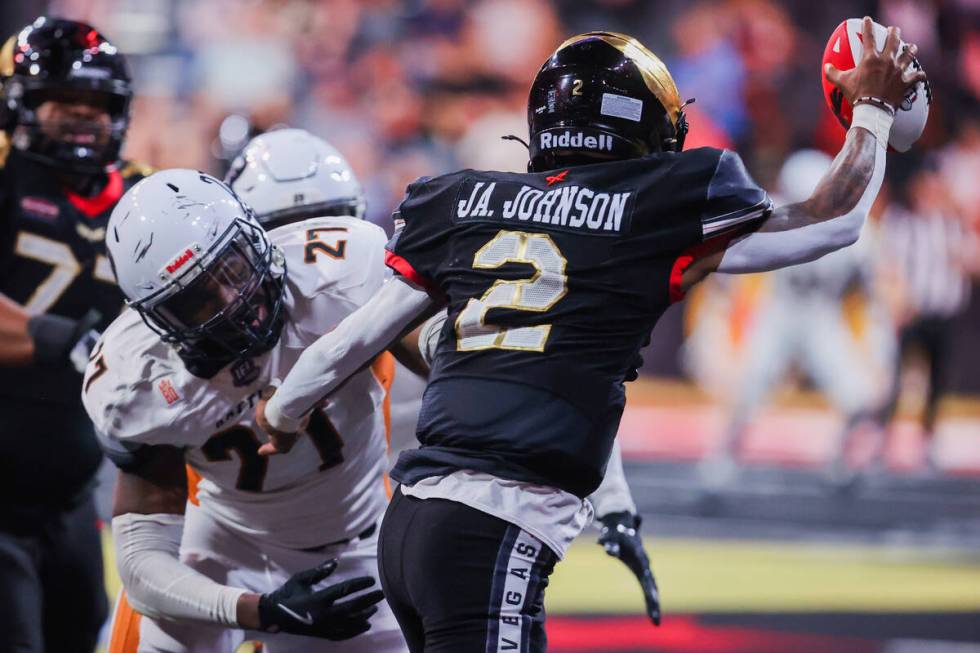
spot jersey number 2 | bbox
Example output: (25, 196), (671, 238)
(455, 230), (567, 352)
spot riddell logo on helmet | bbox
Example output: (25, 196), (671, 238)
(539, 131), (613, 152)
(166, 248), (195, 274)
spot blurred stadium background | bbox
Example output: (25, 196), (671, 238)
(3, 0), (979, 651)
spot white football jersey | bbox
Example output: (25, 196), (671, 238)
(83, 217), (391, 549)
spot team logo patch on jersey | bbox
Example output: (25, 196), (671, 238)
(230, 358), (261, 387)
(20, 196), (60, 221)
(158, 379), (180, 405)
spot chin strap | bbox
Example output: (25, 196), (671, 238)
(665, 98), (695, 152)
(501, 134), (530, 149)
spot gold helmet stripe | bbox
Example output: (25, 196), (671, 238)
(556, 31), (683, 127)
(0, 35), (16, 79)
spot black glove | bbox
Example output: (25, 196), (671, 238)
(597, 511), (661, 625)
(258, 559), (385, 640)
(27, 309), (102, 372)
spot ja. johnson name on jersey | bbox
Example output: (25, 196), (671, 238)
(455, 178), (634, 234)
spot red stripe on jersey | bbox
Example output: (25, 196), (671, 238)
(385, 250), (435, 291)
(669, 230), (747, 303)
(66, 168), (123, 218)
(669, 252), (696, 303)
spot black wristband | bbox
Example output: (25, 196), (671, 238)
(26, 309), (101, 367)
(26, 313), (79, 366)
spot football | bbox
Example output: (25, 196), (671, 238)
(821, 18), (930, 152)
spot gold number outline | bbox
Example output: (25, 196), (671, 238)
(455, 230), (567, 352)
(304, 227), (348, 263)
(14, 232), (115, 314)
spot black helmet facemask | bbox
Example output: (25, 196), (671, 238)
(0, 17), (132, 175)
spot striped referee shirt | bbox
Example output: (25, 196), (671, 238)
(881, 206), (973, 318)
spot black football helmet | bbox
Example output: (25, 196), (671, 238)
(527, 32), (689, 172)
(0, 17), (132, 174)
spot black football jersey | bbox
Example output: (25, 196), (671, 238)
(0, 151), (150, 401)
(0, 150), (149, 512)
(387, 147), (771, 497)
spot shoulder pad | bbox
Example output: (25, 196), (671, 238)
(701, 149), (771, 237)
(271, 216), (388, 292)
(272, 217), (389, 342)
(398, 170), (468, 214)
(405, 175), (433, 194)
(119, 160), (155, 180)
(81, 309), (192, 447)
(403, 170), (471, 200)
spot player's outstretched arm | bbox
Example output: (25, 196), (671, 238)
(680, 18), (926, 289)
(112, 446), (384, 637)
(258, 275), (437, 443)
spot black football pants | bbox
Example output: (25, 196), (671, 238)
(0, 495), (107, 653)
(379, 486), (558, 653)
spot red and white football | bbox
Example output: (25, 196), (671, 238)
(821, 18), (930, 152)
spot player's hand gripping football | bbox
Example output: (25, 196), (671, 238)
(258, 559), (385, 640)
(256, 385), (300, 456)
(598, 511), (661, 626)
(824, 16), (927, 108)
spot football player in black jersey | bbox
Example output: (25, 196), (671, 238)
(258, 23), (925, 652)
(0, 17), (149, 652)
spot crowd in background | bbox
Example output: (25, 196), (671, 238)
(20, 0), (973, 226)
(4, 0), (979, 444)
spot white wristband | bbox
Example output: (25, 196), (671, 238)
(850, 103), (894, 147)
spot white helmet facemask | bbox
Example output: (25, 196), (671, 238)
(108, 169), (287, 372)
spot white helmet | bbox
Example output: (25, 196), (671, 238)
(107, 169), (287, 366)
(225, 127), (366, 228)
